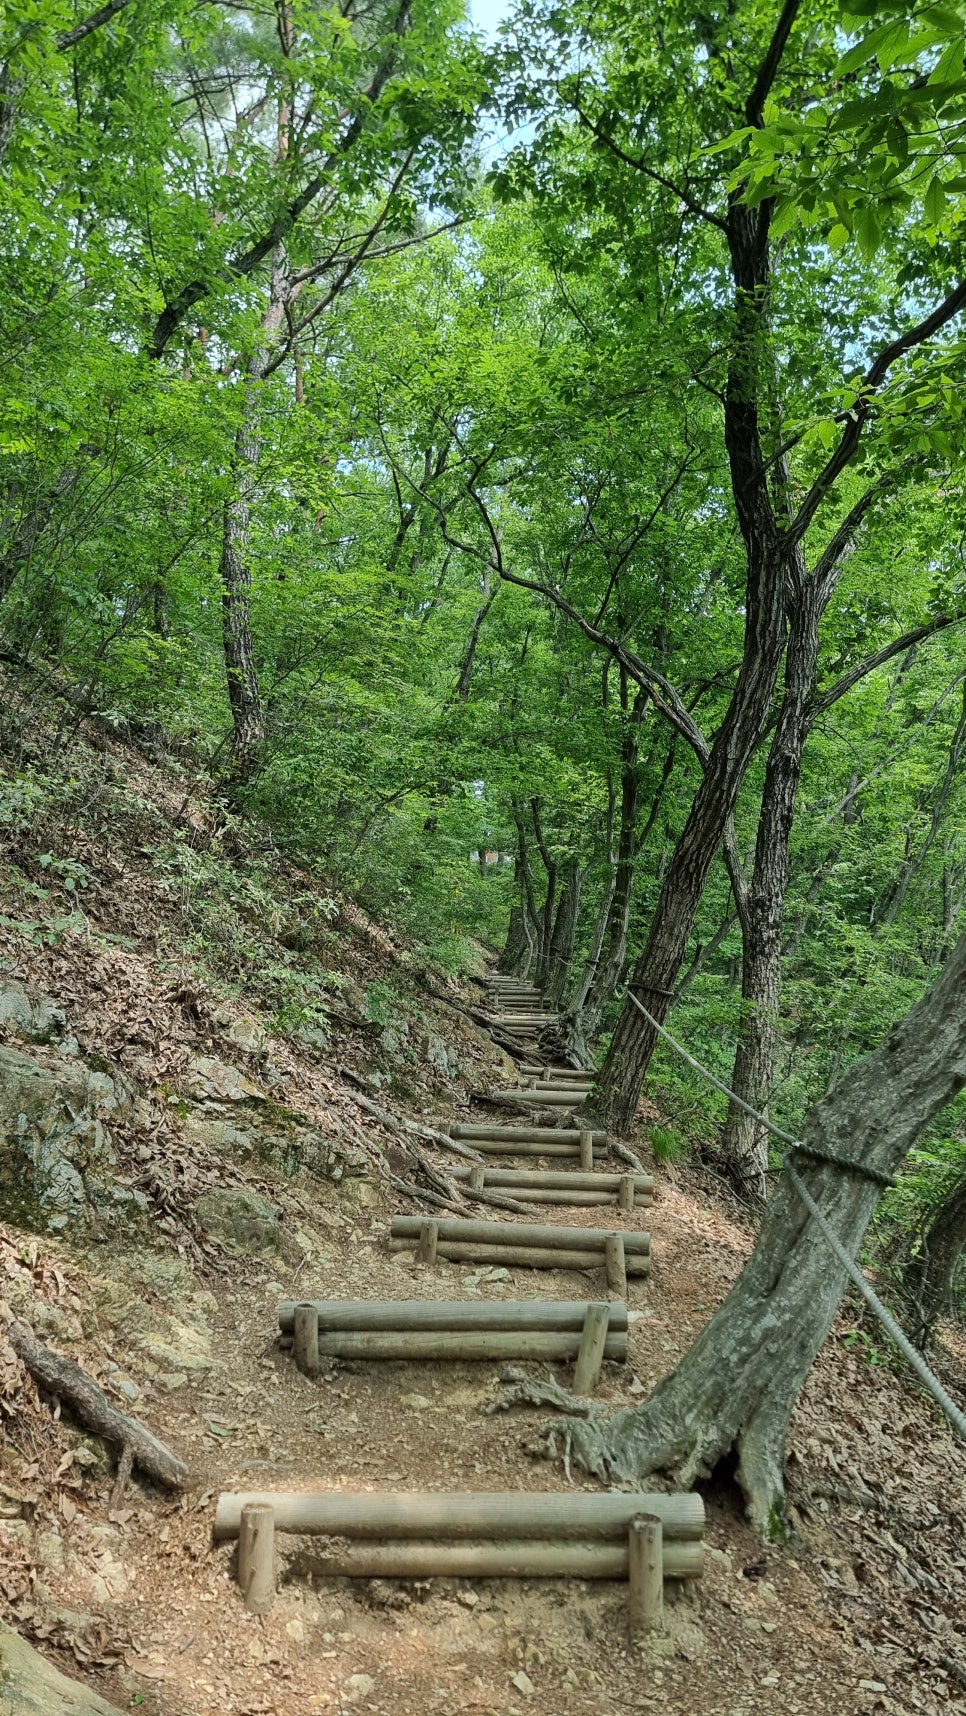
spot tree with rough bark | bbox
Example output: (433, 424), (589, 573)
(547, 928), (966, 1533)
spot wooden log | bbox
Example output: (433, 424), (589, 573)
(278, 1300), (629, 1333)
(285, 1330), (628, 1361)
(619, 1174), (636, 1212)
(238, 1502), (275, 1614)
(214, 1489), (705, 1543)
(469, 1164), (485, 1191)
(285, 1540), (701, 1581)
(292, 1303), (320, 1377)
(451, 1126), (607, 1145)
(579, 1129), (594, 1171)
(391, 1216), (649, 1253)
(573, 1303), (611, 1395)
(390, 1240), (650, 1274)
(605, 1233), (628, 1296)
(455, 1144), (606, 1158)
(628, 1515), (663, 1638)
(458, 1187), (642, 1207)
(487, 1090), (587, 1105)
(449, 1168), (650, 1193)
(7, 1319), (188, 1493)
(417, 1220), (438, 1263)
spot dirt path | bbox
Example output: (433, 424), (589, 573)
(18, 1172), (954, 1716)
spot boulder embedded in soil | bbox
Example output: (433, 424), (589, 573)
(183, 1056), (263, 1102)
(0, 1620), (126, 1714)
(0, 1045), (139, 1233)
(194, 1186), (281, 1252)
(0, 981), (67, 1045)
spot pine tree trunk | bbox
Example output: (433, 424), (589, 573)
(550, 930), (966, 1533)
(900, 1174), (966, 1347)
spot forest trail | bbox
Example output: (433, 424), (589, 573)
(3, 916), (964, 1716)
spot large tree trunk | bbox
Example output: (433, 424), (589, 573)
(721, 584), (823, 1201)
(545, 856), (582, 1006)
(592, 203), (794, 1134)
(900, 1172), (966, 1347)
(548, 929), (966, 1533)
(498, 904), (531, 977)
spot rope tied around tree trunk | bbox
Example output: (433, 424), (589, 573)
(622, 988), (966, 1442)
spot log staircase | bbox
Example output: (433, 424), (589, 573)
(216, 967), (702, 1640)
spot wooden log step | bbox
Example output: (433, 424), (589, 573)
(491, 1010), (560, 1019)
(391, 1217), (650, 1254)
(486, 1090), (590, 1106)
(277, 1299), (628, 1332)
(455, 1142), (607, 1158)
(449, 1168), (652, 1205)
(278, 1330), (629, 1361)
(519, 1065), (595, 1079)
(270, 1539), (702, 1581)
(392, 1241), (649, 1273)
(449, 1125), (607, 1145)
(214, 1489), (704, 1543)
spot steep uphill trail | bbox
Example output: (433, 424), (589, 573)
(1, 968), (963, 1716)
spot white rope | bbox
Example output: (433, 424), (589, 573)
(623, 988), (966, 1440)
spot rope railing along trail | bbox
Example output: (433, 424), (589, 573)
(622, 989), (966, 1442)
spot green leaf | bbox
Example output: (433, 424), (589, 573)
(856, 204), (883, 259)
(928, 35), (965, 85)
(828, 221), (851, 249)
(924, 172), (947, 223)
(834, 20), (905, 78)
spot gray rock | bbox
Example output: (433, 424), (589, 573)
(0, 1045), (136, 1232)
(225, 1015), (265, 1055)
(426, 1031), (459, 1079)
(194, 1187), (281, 1253)
(0, 1618), (126, 1714)
(184, 1056), (263, 1103)
(183, 1114), (256, 1159)
(0, 983), (67, 1045)
(294, 1023), (330, 1052)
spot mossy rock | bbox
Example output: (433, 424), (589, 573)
(194, 1187), (282, 1252)
(0, 1620), (126, 1714)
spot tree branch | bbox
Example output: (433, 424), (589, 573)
(788, 279), (966, 547)
(145, 0), (412, 358)
(813, 613), (965, 716)
(745, 0), (803, 128)
(56, 0), (135, 51)
(572, 106), (728, 232)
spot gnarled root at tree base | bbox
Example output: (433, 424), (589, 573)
(543, 929), (966, 1534)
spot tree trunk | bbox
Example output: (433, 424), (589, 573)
(529, 797), (558, 987)
(721, 583), (823, 1202)
(219, 384), (267, 785)
(900, 1172), (966, 1347)
(217, 265), (288, 785)
(548, 929), (966, 1533)
(545, 857), (582, 1006)
(592, 202), (794, 1133)
(498, 904), (530, 977)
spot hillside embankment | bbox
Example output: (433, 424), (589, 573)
(0, 712), (964, 1716)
